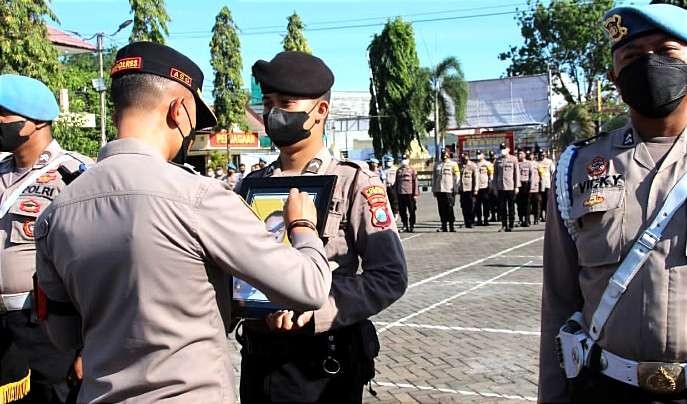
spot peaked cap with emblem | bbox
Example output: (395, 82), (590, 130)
(603, 4), (687, 52)
(110, 41), (217, 129)
(252, 51), (335, 97)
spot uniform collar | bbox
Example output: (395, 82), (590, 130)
(615, 123), (687, 172)
(0, 139), (65, 174)
(98, 138), (167, 162)
(271, 146), (333, 176)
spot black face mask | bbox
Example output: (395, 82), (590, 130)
(263, 103), (318, 148)
(172, 103), (196, 165)
(617, 54), (687, 119)
(0, 121), (30, 152)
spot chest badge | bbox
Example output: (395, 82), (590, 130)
(583, 194), (605, 208)
(586, 156), (608, 177)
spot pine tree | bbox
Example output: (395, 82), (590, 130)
(210, 6), (248, 131)
(0, 0), (60, 88)
(282, 12), (311, 54)
(129, 0), (170, 44)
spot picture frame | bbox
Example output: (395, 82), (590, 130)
(231, 175), (338, 321)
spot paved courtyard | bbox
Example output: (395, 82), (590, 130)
(232, 193), (545, 403)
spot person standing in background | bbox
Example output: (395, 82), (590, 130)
(395, 155), (419, 233)
(432, 149), (459, 232)
(475, 150), (493, 226)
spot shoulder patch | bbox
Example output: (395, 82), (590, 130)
(361, 185), (391, 228)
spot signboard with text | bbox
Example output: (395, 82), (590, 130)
(458, 131), (514, 157)
(209, 131), (260, 149)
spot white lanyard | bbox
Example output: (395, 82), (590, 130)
(0, 154), (71, 218)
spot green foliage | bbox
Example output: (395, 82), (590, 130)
(129, 0), (170, 44)
(368, 18), (427, 158)
(499, 0), (614, 104)
(51, 50), (118, 157)
(650, 0), (687, 7)
(426, 57), (469, 136)
(282, 12), (311, 53)
(210, 6), (248, 131)
(0, 0), (60, 88)
(553, 102), (596, 148)
(208, 150), (228, 170)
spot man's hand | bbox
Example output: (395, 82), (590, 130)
(283, 188), (318, 236)
(73, 355), (83, 381)
(266, 310), (314, 332)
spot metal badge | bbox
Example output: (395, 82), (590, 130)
(638, 362), (685, 394)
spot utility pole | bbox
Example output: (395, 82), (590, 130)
(433, 82), (440, 162)
(97, 33), (106, 146)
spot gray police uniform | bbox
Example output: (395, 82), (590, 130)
(494, 154), (520, 229)
(238, 147), (408, 403)
(0, 140), (91, 402)
(35, 139), (333, 403)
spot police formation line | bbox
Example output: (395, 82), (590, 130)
(2, 3), (687, 404)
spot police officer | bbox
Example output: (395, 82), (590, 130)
(540, 4), (687, 401)
(516, 150), (533, 227)
(395, 154), (419, 233)
(35, 42), (333, 403)
(432, 148), (459, 232)
(382, 158), (399, 218)
(494, 143), (520, 232)
(367, 157), (379, 174)
(239, 50), (407, 403)
(459, 152), (478, 229)
(474, 150), (492, 226)
(537, 149), (555, 221)
(487, 150), (499, 222)
(0, 75), (92, 403)
(527, 150), (542, 225)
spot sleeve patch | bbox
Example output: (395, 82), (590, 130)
(361, 185), (392, 228)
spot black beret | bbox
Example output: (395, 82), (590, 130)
(252, 51), (334, 98)
(110, 41), (217, 129)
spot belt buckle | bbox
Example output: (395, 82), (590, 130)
(638, 362), (685, 394)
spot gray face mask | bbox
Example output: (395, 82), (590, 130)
(263, 103), (318, 148)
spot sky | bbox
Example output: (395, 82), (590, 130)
(50, 0), (650, 101)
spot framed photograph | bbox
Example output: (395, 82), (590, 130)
(232, 175), (338, 321)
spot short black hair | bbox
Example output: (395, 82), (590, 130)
(110, 73), (175, 117)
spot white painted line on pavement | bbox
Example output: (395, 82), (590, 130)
(372, 380), (536, 401)
(407, 237), (543, 289)
(430, 280), (542, 286)
(501, 255), (543, 259)
(374, 322), (540, 336)
(379, 261), (533, 333)
(400, 233), (422, 243)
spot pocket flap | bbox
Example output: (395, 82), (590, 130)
(570, 188), (624, 220)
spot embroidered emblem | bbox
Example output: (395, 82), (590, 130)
(361, 185), (391, 228)
(36, 170), (58, 184)
(22, 220), (35, 238)
(623, 129), (634, 146)
(170, 68), (192, 86)
(304, 158), (323, 174)
(586, 156), (608, 177)
(19, 198), (41, 214)
(36, 151), (51, 167)
(604, 14), (629, 43)
(111, 57), (142, 75)
(583, 194), (605, 208)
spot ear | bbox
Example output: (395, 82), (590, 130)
(314, 99), (329, 124)
(18, 120), (36, 137)
(167, 98), (185, 129)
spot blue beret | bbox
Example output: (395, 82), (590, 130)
(0, 74), (59, 121)
(604, 4), (687, 51)
(227, 163), (237, 170)
(368, 158), (379, 164)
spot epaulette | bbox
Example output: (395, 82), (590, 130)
(572, 131), (609, 148)
(168, 162), (200, 175)
(337, 159), (373, 178)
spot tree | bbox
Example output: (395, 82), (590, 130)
(553, 103), (595, 149)
(0, 0), (60, 88)
(368, 18), (428, 158)
(499, 0), (613, 104)
(210, 6), (248, 131)
(282, 12), (311, 53)
(129, 0), (170, 44)
(423, 57), (469, 160)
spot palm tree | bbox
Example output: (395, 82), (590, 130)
(553, 103), (596, 149)
(424, 57), (468, 160)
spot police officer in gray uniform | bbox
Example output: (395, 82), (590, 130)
(0, 75), (92, 403)
(494, 143), (520, 232)
(540, 4), (687, 401)
(35, 42), (333, 403)
(238, 51), (408, 404)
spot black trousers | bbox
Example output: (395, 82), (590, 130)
(489, 189), (499, 220)
(397, 194), (416, 229)
(530, 192), (541, 224)
(516, 184), (531, 224)
(571, 371), (687, 403)
(1, 311), (73, 404)
(386, 186), (398, 215)
(498, 190), (516, 228)
(475, 188), (490, 223)
(459, 192), (475, 227)
(541, 188), (550, 219)
(435, 192), (455, 226)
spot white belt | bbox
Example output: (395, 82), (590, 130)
(0, 292), (32, 313)
(600, 349), (687, 394)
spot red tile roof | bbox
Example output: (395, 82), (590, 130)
(48, 26), (96, 52)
